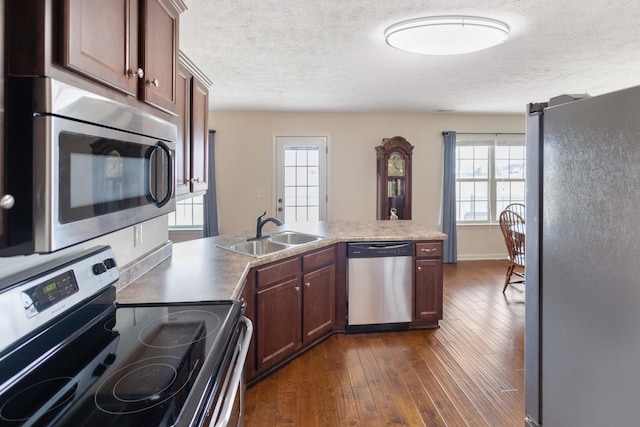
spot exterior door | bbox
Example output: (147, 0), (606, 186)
(275, 136), (328, 223)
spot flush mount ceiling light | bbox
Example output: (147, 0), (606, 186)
(385, 16), (510, 55)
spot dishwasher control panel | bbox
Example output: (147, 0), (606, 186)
(347, 241), (413, 258)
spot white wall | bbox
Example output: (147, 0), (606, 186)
(210, 111), (525, 260)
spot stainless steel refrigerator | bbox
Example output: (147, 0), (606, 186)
(525, 86), (640, 427)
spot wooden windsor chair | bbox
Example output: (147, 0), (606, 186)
(499, 209), (525, 292)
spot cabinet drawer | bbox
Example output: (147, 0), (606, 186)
(303, 246), (336, 273)
(256, 257), (301, 289)
(415, 241), (442, 258)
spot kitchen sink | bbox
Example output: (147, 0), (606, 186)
(220, 239), (289, 257)
(268, 231), (323, 245)
(217, 231), (324, 257)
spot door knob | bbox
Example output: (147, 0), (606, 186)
(0, 194), (14, 210)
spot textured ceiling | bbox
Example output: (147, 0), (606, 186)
(179, 0), (640, 114)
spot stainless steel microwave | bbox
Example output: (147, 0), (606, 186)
(2, 78), (177, 256)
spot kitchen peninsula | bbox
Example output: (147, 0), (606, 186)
(116, 220), (446, 382)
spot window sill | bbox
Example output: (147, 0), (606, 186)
(457, 222), (499, 229)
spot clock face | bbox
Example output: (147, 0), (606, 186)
(387, 151), (405, 176)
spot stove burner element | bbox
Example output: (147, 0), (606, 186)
(139, 310), (220, 348)
(103, 311), (151, 332)
(114, 363), (177, 402)
(94, 356), (196, 415)
(0, 377), (76, 422)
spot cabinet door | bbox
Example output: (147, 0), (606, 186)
(239, 280), (256, 381)
(302, 264), (335, 345)
(141, 0), (179, 113)
(190, 76), (209, 193)
(62, 0), (139, 96)
(0, 0), (4, 250)
(256, 277), (301, 371)
(175, 63), (191, 197)
(414, 258), (443, 321)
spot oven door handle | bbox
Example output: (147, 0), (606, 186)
(211, 316), (253, 427)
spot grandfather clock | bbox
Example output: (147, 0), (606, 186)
(376, 136), (414, 220)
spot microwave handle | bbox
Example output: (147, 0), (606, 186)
(148, 141), (174, 207)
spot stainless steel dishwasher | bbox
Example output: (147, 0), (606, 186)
(346, 241), (413, 333)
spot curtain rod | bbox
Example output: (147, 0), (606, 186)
(442, 131), (524, 135)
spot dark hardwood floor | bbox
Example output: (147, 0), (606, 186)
(244, 260), (525, 427)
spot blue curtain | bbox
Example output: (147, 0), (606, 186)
(203, 130), (219, 237)
(442, 131), (457, 263)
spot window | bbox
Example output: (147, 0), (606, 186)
(455, 134), (525, 223)
(168, 196), (204, 229)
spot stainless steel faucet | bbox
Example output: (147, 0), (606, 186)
(252, 211), (284, 240)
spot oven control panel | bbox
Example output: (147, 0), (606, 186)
(21, 270), (80, 318)
(0, 245), (119, 354)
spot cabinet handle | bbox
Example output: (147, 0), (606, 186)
(239, 297), (247, 309)
(421, 248), (437, 253)
(190, 177), (201, 183)
(147, 78), (160, 87)
(294, 286), (300, 292)
(127, 68), (144, 79)
(0, 194), (15, 210)
(305, 282), (310, 287)
(417, 266), (422, 271)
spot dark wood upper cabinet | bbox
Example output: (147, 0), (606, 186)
(8, 0), (186, 115)
(190, 75), (209, 193)
(62, 0), (139, 97)
(140, 0), (181, 113)
(175, 62), (192, 197)
(176, 53), (211, 198)
(64, 0), (185, 113)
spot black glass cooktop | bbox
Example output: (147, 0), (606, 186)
(0, 287), (242, 427)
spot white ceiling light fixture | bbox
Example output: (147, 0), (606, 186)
(385, 16), (510, 55)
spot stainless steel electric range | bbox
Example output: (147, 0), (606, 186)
(0, 246), (252, 427)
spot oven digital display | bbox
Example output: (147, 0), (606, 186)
(43, 283), (57, 294)
(23, 271), (80, 314)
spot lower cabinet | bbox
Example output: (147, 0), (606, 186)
(243, 241), (443, 383)
(412, 241), (444, 327)
(256, 275), (301, 371)
(302, 264), (335, 345)
(248, 245), (336, 382)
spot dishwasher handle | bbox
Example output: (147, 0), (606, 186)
(347, 241), (413, 257)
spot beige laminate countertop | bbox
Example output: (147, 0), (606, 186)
(116, 220), (446, 305)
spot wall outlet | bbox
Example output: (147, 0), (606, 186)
(133, 224), (142, 247)
(254, 189), (266, 198)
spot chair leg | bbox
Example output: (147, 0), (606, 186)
(503, 263), (514, 293)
